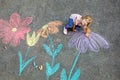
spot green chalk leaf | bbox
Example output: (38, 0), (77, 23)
(46, 62), (60, 77)
(18, 51), (23, 75)
(18, 51), (36, 76)
(46, 62), (52, 77)
(71, 68), (80, 80)
(60, 69), (67, 80)
(54, 44), (63, 57)
(52, 63), (60, 75)
(22, 56), (36, 71)
(43, 44), (52, 57)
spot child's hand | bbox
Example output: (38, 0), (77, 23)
(85, 33), (89, 37)
(84, 27), (90, 37)
(73, 19), (77, 32)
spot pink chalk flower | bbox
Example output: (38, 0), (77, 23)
(0, 13), (33, 46)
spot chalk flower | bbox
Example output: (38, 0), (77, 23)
(0, 13), (33, 46)
(37, 21), (63, 38)
(26, 31), (40, 47)
(68, 31), (109, 53)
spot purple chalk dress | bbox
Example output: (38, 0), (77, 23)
(68, 31), (109, 53)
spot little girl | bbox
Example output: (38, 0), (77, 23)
(65, 14), (109, 53)
(63, 14), (92, 37)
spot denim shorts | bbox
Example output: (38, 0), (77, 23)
(65, 18), (74, 29)
(65, 18), (82, 31)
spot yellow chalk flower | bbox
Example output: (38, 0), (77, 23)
(26, 31), (40, 46)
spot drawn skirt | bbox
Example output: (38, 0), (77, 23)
(68, 31), (109, 53)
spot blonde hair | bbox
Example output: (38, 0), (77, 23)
(81, 15), (93, 27)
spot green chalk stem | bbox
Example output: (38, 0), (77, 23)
(48, 35), (54, 52)
(47, 35), (55, 80)
(46, 35), (54, 80)
(52, 56), (55, 67)
(24, 47), (31, 61)
(18, 51), (36, 76)
(68, 52), (81, 80)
